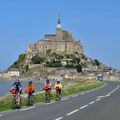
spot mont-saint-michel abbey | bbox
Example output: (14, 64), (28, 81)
(25, 17), (84, 64)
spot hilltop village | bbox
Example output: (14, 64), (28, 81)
(25, 16), (83, 65)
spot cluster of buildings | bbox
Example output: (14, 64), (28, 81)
(0, 69), (20, 80)
(25, 16), (83, 65)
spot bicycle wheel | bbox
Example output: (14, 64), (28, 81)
(56, 90), (61, 101)
(27, 95), (34, 106)
(16, 95), (21, 109)
(45, 92), (50, 103)
(11, 95), (16, 110)
(29, 95), (34, 106)
(45, 92), (48, 103)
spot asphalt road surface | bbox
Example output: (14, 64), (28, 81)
(0, 81), (120, 120)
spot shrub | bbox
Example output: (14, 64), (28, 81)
(46, 60), (62, 67)
(76, 64), (82, 73)
(32, 55), (45, 64)
(10, 54), (25, 69)
(94, 59), (100, 66)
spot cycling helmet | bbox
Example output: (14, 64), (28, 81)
(46, 79), (50, 83)
(28, 79), (32, 83)
(16, 79), (19, 82)
(15, 79), (19, 83)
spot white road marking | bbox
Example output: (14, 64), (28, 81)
(81, 92), (85, 95)
(89, 101), (95, 105)
(51, 101), (55, 103)
(46, 101), (55, 105)
(86, 91), (90, 93)
(96, 98), (101, 101)
(0, 115), (3, 117)
(55, 117), (63, 120)
(66, 109), (79, 116)
(80, 105), (88, 109)
(20, 106), (36, 111)
(109, 85), (120, 94)
(72, 95), (78, 98)
(97, 85), (120, 99)
(97, 93), (110, 98)
(62, 98), (69, 101)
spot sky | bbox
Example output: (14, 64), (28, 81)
(0, 0), (120, 70)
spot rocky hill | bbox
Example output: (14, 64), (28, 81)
(9, 51), (103, 78)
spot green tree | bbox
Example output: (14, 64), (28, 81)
(25, 65), (29, 72)
(81, 54), (87, 60)
(94, 59), (100, 66)
(32, 55), (45, 64)
(46, 49), (52, 57)
(72, 57), (80, 64)
(76, 64), (82, 73)
(10, 53), (25, 68)
(66, 63), (75, 68)
(46, 60), (62, 67)
(17, 54), (25, 65)
(66, 54), (75, 59)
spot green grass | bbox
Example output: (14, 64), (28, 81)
(0, 79), (103, 112)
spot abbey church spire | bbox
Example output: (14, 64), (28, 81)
(56, 15), (62, 40)
(58, 14), (60, 23)
(56, 14), (62, 29)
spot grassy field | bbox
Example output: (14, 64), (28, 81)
(0, 79), (104, 112)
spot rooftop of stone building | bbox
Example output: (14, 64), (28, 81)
(37, 39), (44, 42)
(62, 30), (68, 33)
(44, 34), (56, 37)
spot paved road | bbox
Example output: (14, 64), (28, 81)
(0, 81), (120, 120)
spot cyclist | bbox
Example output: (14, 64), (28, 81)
(43, 79), (52, 103)
(10, 79), (22, 109)
(25, 79), (35, 95)
(54, 79), (62, 101)
(10, 79), (22, 94)
(25, 79), (35, 106)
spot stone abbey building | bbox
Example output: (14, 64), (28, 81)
(25, 17), (84, 64)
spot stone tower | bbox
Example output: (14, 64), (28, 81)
(56, 15), (62, 40)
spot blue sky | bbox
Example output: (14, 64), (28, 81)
(0, 0), (120, 70)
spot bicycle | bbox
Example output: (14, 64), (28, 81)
(26, 93), (34, 106)
(56, 89), (61, 101)
(45, 89), (51, 103)
(11, 93), (21, 109)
